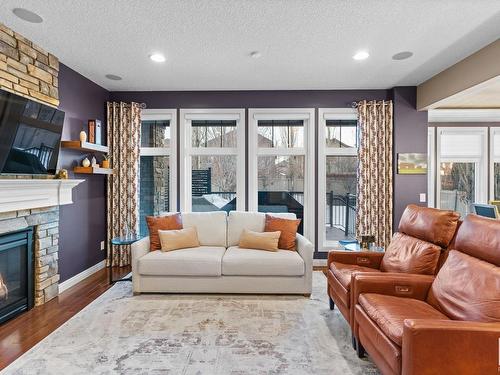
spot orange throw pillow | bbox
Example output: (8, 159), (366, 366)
(264, 214), (301, 251)
(146, 213), (183, 250)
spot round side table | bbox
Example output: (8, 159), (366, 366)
(109, 236), (144, 284)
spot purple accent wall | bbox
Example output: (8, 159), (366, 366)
(58, 64), (110, 282)
(110, 90), (390, 109)
(392, 87), (428, 228)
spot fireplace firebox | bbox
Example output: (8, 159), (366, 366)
(0, 228), (34, 324)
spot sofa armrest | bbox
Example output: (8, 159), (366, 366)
(296, 234), (314, 293)
(402, 319), (500, 375)
(131, 236), (150, 292)
(327, 250), (384, 270)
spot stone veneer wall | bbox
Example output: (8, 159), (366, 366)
(0, 206), (60, 306)
(0, 21), (62, 306)
(0, 22), (59, 107)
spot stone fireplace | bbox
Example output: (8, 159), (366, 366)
(0, 179), (82, 308)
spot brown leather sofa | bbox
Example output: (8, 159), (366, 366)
(327, 204), (460, 331)
(353, 214), (500, 375)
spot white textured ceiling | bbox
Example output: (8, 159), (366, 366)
(1, 0), (499, 91)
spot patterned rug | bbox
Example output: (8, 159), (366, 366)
(3, 272), (379, 374)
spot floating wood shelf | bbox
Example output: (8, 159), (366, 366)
(61, 141), (109, 153)
(73, 166), (114, 175)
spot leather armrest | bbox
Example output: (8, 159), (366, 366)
(402, 319), (500, 375)
(351, 273), (434, 337)
(327, 250), (384, 270)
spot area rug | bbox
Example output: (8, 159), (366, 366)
(3, 272), (379, 374)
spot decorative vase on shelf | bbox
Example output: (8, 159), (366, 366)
(91, 156), (97, 167)
(82, 157), (91, 167)
(79, 131), (87, 142)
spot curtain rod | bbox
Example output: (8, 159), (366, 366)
(351, 101), (391, 108)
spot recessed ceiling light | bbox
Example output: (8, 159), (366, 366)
(353, 51), (369, 61)
(250, 51), (262, 59)
(392, 51), (414, 61)
(12, 8), (43, 23)
(149, 53), (166, 63)
(105, 74), (122, 81)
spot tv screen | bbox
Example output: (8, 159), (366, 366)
(0, 89), (64, 175)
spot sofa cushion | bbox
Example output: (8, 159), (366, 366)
(222, 246), (304, 276)
(329, 262), (380, 290)
(427, 250), (500, 322)
(264, 214), (301, 251)
(380, 232), (441, 275)
(227, 211), (297, 247)
(359, 293), (449, 346)
(239, 229), (281, 251)
(398, 204), (460, 248)
(182, 211), (227, 247)
(146, 213), (183, 250)
(138, 246), (226, 276)
(158, 227), (200, 252)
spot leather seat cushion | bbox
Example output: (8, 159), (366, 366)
(329, 262), (380, 290)
(222, 246), (304, 276)
(138, 246), (226, 276)
(359, 293), (449, 346)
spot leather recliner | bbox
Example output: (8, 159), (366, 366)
(352, 214), (500, 375)
(327, 204), (460, 329)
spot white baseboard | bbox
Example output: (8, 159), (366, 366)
(59, 260), (106, 294)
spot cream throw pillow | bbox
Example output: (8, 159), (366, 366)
(158, 227), (200, 252)
(239, 229), (281, 252)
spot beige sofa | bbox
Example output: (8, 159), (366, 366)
(131, 211), (314, 295)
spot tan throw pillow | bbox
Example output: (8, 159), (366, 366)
(239, 229), (281, 252)
(146, 213), (183, 250)
(158, 227), (200, 252)
(264, 214), (301, 251)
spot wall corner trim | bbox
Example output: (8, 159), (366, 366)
(58, 260), (106, 294)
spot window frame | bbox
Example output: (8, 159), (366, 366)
(139, 108), (177, 213)
(318, 108), (358, 251)
(248, 108), (315, 243)
(490, 127), (500, 201)
(179, 108), (246, 212)
(434, 127), (488, 212)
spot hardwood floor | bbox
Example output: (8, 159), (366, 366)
(0, 265), (327, 370)
(0, 266), (130, 370)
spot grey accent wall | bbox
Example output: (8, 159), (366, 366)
(392, 87), (428, 228)
(58, 64), (110, 282)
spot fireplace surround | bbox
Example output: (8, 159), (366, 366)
(0, 228), (34, 324)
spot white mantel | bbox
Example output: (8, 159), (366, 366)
(0, 179), (84, 213)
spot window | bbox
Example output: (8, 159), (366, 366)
(248, 109), (315, 242)
(318, 109), (358, 250)
(180, 109), (245, 212)
(432, 127), (487, 217)
(491, 128), (500, 200)
(139, 109), (177, 235)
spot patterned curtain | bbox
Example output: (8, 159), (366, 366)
(355, 100), (393, 248)
(106, 102), (141, 266)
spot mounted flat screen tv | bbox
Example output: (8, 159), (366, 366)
(0, 88), (64, 175)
